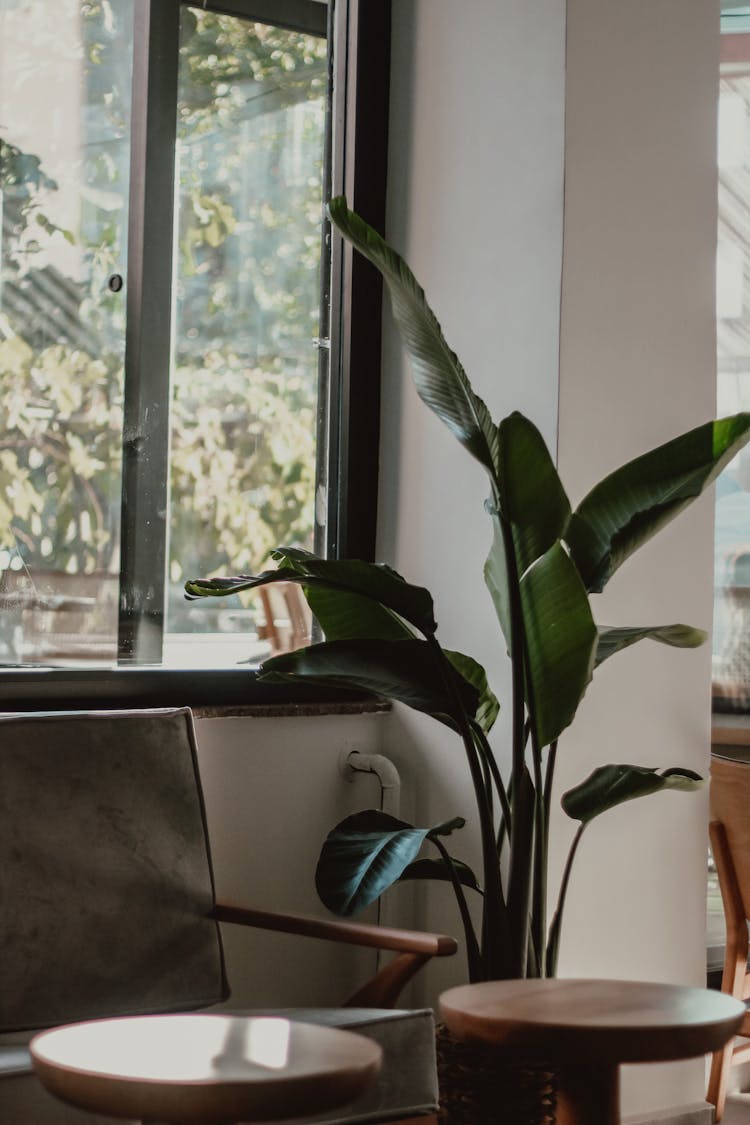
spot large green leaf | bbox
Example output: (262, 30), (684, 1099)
(520, 542), (598, 747)
(316, 810), (465, 915)
(186, 553), (436, 637)
(329, 196), (502, 483)
(595, 623), (707, 667)
(444, 649), (500, 733)
(258, 638), (480, 729)
(562, 763), (704, 824)
(566, 414), (750, 592)
(497, 412), (571, 576)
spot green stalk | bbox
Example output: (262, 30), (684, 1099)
(431, 835), (483, 981)
(499, 512), (534, 977)
(471, 719), (512, 838)
(529, 729), (547, 977)
(426, 633), (509, 978)
(545, 821), (587, 976)
(543, 740), (558, 837)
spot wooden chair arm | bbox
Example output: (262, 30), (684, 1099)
(212, 901), (457, 958)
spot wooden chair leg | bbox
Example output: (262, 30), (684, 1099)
(708, 822), (750, 1120)
(708, 1040), (733, 1122)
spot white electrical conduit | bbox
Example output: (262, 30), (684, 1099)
(341, 750), (402, 968)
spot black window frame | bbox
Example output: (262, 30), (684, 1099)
(0, 0), (390, 710)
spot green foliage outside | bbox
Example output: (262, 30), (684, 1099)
(0, 2), (324, 612)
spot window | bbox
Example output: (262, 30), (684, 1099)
(0, 0), (390, 705)
(714, 11), (750, 714)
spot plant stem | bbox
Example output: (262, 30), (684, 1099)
(543, 740), (558, 834)
(426, 633), (508, 978)
(545, 821), (587, 976)
(499, 511), (533, 977)
(431, 835), (482, 981)
(471, 719), (512, 838)
(530, 729), (547, 976)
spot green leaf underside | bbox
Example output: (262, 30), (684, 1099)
(400, 857), (482, 894)
(316, 809), (465, 915)
(186, 553), (436, 636)
(567, 414), (750, 592)
(520, 542), (598, 747)
(258, 638), (480, 729)
(328, 196), (502, 483)
(562, 763), (704, 824)
(498, 412), (571, 576)
(444, 649), (500, 734)
(595, 623), (707, 667)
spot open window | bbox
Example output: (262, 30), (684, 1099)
(0, 0), (389, 704)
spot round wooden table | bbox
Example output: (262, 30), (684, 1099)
(440, 979), (746, 1125)
(30, 1014), (382, 1124)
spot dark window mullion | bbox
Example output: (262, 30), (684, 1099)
(118, 0), (181, 664)
(327, 0), (391, 561)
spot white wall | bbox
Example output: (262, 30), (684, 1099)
(556, 1), (719, 1114)
(195, 712), (388, 1009)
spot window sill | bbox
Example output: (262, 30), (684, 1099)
(0, 667), (386, 716)
(193, 699), (390, 719)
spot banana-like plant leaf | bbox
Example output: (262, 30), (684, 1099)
(484, 507), (512, 655)
(328, 196), (502, 484)
(566, 413), (750, 592)
(595, 623), (707, 667)
(497, 412), (571, 576)
(562, 763), (704, 824)
(186, 554), (436, 637)
(445, 649), (500, 733)
(316, 809), (465, 915)
(269, 548), (418, 641)
(258, 638), (480, 729)
(400, 857), (483, 894)
(520, 543), (598, 747)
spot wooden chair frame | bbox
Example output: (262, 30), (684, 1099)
(707, 818), (750, 1120)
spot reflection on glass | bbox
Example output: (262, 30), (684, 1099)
(165, 9), (326, 664)
(715, 48), (750, 711)
(0, 0), (133, 666)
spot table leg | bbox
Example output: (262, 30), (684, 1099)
(555, 1063), (619, 1125)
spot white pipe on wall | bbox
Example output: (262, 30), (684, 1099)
(340, 749), (403, 960)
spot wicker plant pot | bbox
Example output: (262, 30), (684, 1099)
(436, 1023), (558, 1124)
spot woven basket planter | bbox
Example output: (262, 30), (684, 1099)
(436, 1023), (558, 1124)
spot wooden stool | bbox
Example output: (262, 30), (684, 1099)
(440, 979), (745, 1125)
(30, 1013), (382, 1124)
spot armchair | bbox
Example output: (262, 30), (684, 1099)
(0, 707), (456, 1124)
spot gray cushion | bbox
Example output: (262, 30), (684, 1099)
(0, 1009), (437, 1124)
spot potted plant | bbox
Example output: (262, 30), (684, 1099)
(187, 198), (750, 1121)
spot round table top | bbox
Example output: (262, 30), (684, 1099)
(30, 1014), (382, 1123)
(440, 979), (746, 1066)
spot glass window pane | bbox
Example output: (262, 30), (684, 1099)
(165, 7), (326, 667)
(0, 0), (133, 666)
(714, 42), (750, 710)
